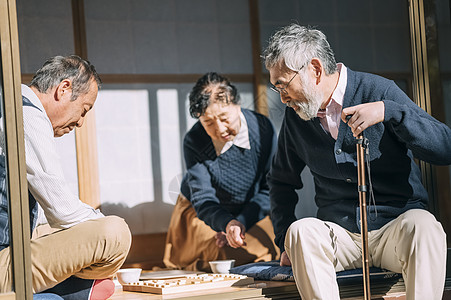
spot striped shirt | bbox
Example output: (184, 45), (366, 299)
(21, 84), (103, 229)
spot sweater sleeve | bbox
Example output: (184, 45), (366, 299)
(183, 134), (235, 233)
(235, 120), (277, 230)
(267, 111), (306, 252)
(383, 81), (451, 165)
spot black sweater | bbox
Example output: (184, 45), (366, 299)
(268, 68), (451, 251)
(181, 109), (277, 232)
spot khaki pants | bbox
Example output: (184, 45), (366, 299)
(164, 195), (279, 271)
(285, 209), (446, 300)
(0, 215), (131, 293)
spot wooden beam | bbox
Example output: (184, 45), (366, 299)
(0, 0), (33, 297)
(22, 71), (430, 89)
(74, 109), (100, 209)
(22, 73), (254, 85)
(97, 73), (253, 84)
(71, 0), (87, 59)
(408, 0), (451, 244)
(249, 0), (268, 116)
(421, 0), (451, 245)
(71, 0), (101, 209)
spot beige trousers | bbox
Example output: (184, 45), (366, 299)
(285, 209), (446, 300)
(0, 215), (131, 293)
(164, 194), (280, 272)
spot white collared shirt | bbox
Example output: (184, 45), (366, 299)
(220, 111), (251, 154)
(21, 84), (103, 228)
(319, 63), (347, 140)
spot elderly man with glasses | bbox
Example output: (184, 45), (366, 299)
(263, 24), (451, 300)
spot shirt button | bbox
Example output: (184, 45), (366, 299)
(335, 149), (342, 155)
(346, 178), (352, 183)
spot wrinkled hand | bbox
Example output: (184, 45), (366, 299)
(341, 102), (385, 137)
(215, 231), (228, 248)
(280, 251), (291, 266)
(225, 219), (247, 248)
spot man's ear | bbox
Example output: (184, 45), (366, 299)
(310, 58), (323, 84)
(55, 79), (72, 101)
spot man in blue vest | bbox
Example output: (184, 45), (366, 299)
(0, 55), (131, 299)
(263, 24), (451, 300)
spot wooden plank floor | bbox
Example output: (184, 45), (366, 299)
(110, 280), (404, 300)
(111, 280), (451, 300)
(110, 270), (451, 300)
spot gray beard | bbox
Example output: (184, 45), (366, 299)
(289, 99), (322, 121)
(287, 73), (324, 121)
(288, 86), (323, 121)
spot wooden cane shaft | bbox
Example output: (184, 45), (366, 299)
(357, 134), (371, 300)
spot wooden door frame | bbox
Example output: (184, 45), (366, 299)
(408, 0), (451, 246)
(0, 0), (32, 298)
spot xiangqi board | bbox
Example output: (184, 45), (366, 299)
(122, 273), (254, 295)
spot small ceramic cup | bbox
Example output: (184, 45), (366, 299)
(116, 268), (142, 285)
(208, 259), (235, 274)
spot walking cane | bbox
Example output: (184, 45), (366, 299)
(356, 132), (371, 300)
(347, 115), (371, 300)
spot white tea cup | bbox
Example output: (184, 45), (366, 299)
(208, 259), (235, 274)
(116, 268), (142, 285)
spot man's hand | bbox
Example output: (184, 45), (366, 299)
(341, 101), (385, 137)
(215, 232), (228, 248)
(280, 251), (291, 266)
(225, 219), (247, 248)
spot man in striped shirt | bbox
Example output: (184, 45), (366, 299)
(0, 55), (131, 299)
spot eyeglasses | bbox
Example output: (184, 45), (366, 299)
(270, 65), (304, 95)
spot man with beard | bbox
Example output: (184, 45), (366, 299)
(263, 24), (451, 300)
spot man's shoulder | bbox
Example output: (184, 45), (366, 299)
(348, 68), (394, 87)
(22, 95), (42, 111)
(345, 68), (397, 104)
(21, 84), (46, 113)
(21, 87), (53, 137)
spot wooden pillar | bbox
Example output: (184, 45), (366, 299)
(408, 0), (451, 243)
(71, 0), (101, 209)
(0, 0), (33, 297)
(249, 0), (268, 116)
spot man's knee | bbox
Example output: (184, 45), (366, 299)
(399, 209), (446, 244)
(285, 218), (323, 246)
(95, 216), (132, 254)
(287, 217), (322, 234)
(400, 210), (444, 232)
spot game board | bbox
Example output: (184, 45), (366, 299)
(122, 273), (254, 295)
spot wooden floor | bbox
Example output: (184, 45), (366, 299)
(110, 280), (451, 300)
(110, 280), (407, 300)
(110, 271), (451, 300)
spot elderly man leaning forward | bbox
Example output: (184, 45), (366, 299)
(0, 55), (131, 298)
(263, 24), (451, 300)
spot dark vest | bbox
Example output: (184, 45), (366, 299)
(0, 96), (39, 251)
